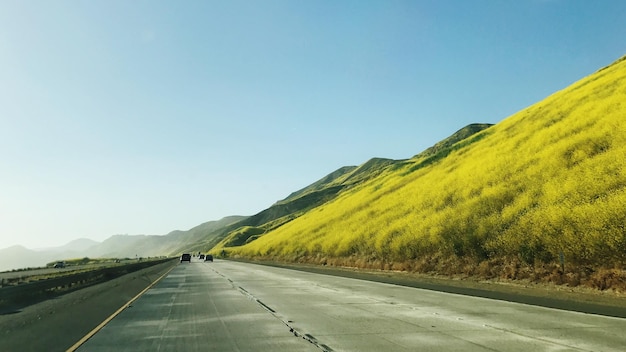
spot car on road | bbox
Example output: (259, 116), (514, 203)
(199, 254), (205, 260)
(204, 254), (213, 262)
(180, 253), (191, 263)
(53, 261), (65, 268)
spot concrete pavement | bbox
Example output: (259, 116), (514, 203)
(76, 260), (626, 351)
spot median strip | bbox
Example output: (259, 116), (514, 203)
(0, 258), (174, 313)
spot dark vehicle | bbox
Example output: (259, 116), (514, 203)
(53, 261), (65, 268)
(204, 254), (213, 262)
(180, 253), (191, 263)
(199, 254), (205, 259)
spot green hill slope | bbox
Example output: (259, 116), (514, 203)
(413, 123), (494, 160)
(278, 166), (358, 203)
(167, 216), (248, 254)
(223, 55), (626, 290)
(207, 157), (436, 251)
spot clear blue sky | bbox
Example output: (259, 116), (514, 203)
(1, 0), (624, 250)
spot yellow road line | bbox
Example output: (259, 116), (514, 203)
(66, 264), (177, 352)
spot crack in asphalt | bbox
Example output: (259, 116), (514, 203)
(210, 267), (335, 352)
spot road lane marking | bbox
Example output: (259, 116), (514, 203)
(66, 264), (177, 352)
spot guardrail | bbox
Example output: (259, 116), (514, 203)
(0, 258), (176, 311)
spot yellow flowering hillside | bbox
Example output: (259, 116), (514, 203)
(222, 55), (626, 289)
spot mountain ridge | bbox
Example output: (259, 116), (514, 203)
(0, 121), (490, 271)
(218, 54), (626, 291)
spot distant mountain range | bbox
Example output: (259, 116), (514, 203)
(0, 217), (246, 272)
(0, 239), (99, 272)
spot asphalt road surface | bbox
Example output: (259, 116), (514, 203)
(74, 259), (626, 352)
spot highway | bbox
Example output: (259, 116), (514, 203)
(76, 259), (626, 351)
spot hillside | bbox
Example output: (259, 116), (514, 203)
(279, 166), (358, 203)
(413, 123), (494, 159)
(200, 157), (430, 251)
(219, 55), (626, 291)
